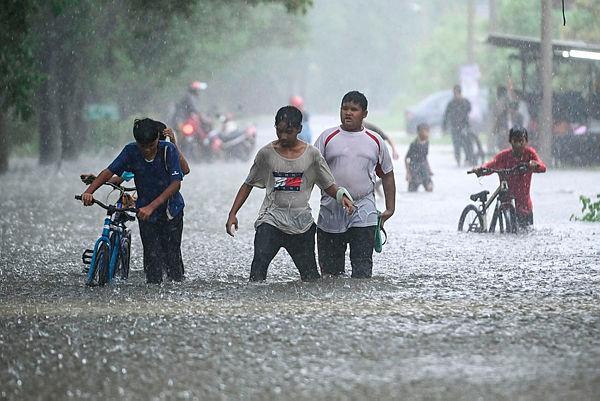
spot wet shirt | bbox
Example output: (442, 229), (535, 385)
(245, 143), (335, 235)
(443, 98), (471, 130)
(108, 141), (184, 222)
(483, 146), (546, 215)
(314, 126), (394, 233)
(405, 139), (429, 172)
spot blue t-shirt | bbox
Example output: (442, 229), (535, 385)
(108, 141), (184, 221)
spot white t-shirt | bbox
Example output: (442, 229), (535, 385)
(245, 143), (335, 234)
(314, 126), (394, 233)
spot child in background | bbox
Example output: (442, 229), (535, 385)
(405, 123), (433, 192)
(472, 126), (546, 228)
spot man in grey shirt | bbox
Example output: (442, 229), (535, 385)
(226, 106), (354, 282)
(315, 91), (396, 278)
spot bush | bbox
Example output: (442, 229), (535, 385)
(571, 194), (600, 222)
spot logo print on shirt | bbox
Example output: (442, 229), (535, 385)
(273, 172), (303, 191)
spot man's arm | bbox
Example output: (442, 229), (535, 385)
(164, 128), (190, 175)
(323, 184), (354, 214)
(81, 169), (115, 205)
(226, 183), (253, 236)
(380, 170), (396, 224)
(138, 181), (181, 221)
(529, 149), (547, 173)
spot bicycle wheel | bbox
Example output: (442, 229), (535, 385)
(87, 242), (109, 286)
(502, 204), (518, 234)
(119, 234), (131, 280)
(458, 204), (484, 232)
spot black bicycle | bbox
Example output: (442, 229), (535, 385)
(458, 164), (528, 234)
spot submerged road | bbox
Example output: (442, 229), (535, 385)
(1, 116), (599, 400)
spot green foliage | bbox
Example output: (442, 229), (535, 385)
(571, 194), (600, 222)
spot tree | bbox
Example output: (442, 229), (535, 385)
(0, 0), (313, 173)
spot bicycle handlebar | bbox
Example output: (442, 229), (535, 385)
(75, 195), (138, 214)
(468, 163), (529, 176)
(104, 181), (136, 192)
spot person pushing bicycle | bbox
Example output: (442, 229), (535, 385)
(80, 118), (186, 284)
(471, 126), (546, 228)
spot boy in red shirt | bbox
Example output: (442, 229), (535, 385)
(472, 127), (546, 227)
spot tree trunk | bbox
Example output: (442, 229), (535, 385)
(489, 0), (497, 32)
(37, 10), (61, 166)
(37, 64), (61, 165)
(539, 0), (553, 162)
(467, 0), (475, 64)
(0, 109), (8, 174)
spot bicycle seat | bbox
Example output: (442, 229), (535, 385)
(470, 190), (489, 202)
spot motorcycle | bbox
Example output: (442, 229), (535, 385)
(208, 114), (257, 162)
(177, 113), (213, 162)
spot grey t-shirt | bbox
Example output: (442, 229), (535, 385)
(314, 126), (394, 233)
(245, 142), (336, 234)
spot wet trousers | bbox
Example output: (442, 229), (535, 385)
(138, 212), (184, 284)
(250, 223), (321, 282)
(317, 226), (375, 278)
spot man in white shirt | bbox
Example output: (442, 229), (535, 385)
(314, 91), (396, 278)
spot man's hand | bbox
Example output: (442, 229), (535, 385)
(81, 193), (94, 206)
(137, 205), (155, 221)
(392, 150), (400, 160)
(529, 160), (539, 170)
(380, 209), (394, 225)
(470, 167), (484, 177)
(80, 174), (96, 185)
(226, 214), (238, 237)
(163, 128), (177, 145)
(341, 196), (354, 215)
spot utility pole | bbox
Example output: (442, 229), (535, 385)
(489, 0), (497, 32)
(539, 0), (553, 162)
(467, 0), (475, 63)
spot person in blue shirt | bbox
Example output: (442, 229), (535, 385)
(80, 118), (186, 284)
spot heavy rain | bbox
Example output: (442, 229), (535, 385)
(1, 1), (599, 400)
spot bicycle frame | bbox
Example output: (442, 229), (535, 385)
(78, 182), (137, 285)
(459, 164), (527, 233)
(477, 179), (510, 231)
(87, 200), (128, 284)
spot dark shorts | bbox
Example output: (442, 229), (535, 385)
(408, 168), (432, 192)
(317, 226), (375, 279)
(250, 223), (320, 282)
(516, 212), (534, 228)
(138, 212), (184, 284)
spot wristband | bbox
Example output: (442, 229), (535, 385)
(336, 187), (353, 205)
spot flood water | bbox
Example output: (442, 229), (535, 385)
(1, 117), (599, 400)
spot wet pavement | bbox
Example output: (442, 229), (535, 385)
(1, 117), (599, 400)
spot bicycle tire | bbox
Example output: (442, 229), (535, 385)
(458, 204), (484, 232)
(502, 204), (518, 234)
(88, 242), (110, 286)
(489, 207), (499, 233)
(119, 234), (131, 280)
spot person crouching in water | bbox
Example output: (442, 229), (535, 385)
(225, 106), (354, 282)
(405, 123), (433, 192)
(471, 126), (546, 228)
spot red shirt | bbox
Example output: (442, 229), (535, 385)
(483, 146), (546, 215)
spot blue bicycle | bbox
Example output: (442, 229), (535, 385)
(75, 182), (138, 286)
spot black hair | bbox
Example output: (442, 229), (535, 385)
(152, 120), (168, 140)
(453, 84), (462, 93)
(133, 118), (160, 144)
(509, 126), (528, 141)
(416, 123), (430, 134)
(275, 105), (303, 128)
(341, 91), (368, 111)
